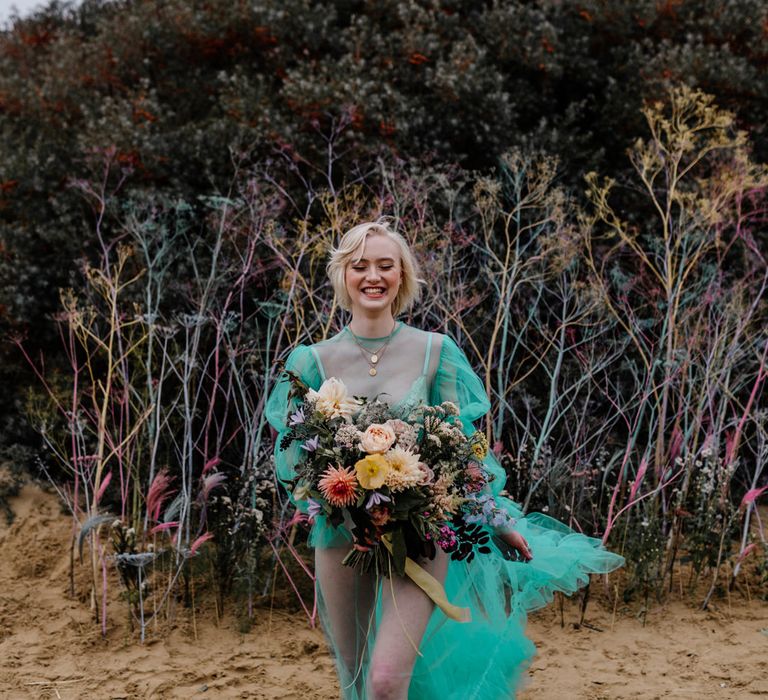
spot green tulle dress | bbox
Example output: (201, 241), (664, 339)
(265, 321), (625, 699)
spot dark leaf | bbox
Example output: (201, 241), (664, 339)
(390, 528), (407, 577)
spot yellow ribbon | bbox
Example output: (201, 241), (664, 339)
(381, 535), (471, 623)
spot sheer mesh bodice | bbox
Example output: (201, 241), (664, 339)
(310, 322), (437, 417)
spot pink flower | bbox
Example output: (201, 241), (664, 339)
(417, 462), (435, 485)
(465, 463), (487, 493)
(359, 423), (397, 453)
(385, 418), (418, 449)
(318, 465), (359, 507)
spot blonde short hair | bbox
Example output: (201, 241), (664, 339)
(327, 218), (423, 317)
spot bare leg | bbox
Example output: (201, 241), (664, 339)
(315, 546), (377, 697)
(368, 550), (449, 700)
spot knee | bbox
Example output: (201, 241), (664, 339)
(369, 662), (408, 700)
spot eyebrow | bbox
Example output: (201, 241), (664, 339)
(352, 257), (396, 262)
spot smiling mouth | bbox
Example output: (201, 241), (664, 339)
(361, 287), (387, 297)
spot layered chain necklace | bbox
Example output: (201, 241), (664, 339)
(346, 320), (399, 376)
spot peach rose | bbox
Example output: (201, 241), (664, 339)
(359, 423), (397, 454)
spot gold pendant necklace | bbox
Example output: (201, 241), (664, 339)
(347, 321), (398, 376)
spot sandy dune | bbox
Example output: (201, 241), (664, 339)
(1, 482), (766, 699)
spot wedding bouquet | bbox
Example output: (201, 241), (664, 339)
(279, 373), (515, 578)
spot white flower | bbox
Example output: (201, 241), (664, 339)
(384, 446), (423, 491)
(334, 423), (362, 449)
(306, 377), (362, 420)
(441, 401), (460, 416)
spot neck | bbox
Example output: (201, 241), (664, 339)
(348, 314), (398, 339)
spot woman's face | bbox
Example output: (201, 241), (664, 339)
(345, 233), (403, 316)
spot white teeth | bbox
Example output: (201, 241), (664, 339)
(362, 288), (386, 294)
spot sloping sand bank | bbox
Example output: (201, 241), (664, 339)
(1, 482), (766, 699)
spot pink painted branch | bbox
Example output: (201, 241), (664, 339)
(11, 339), (66, 414)
(629, 456), (649, 502)
(601, 391), (650, 541)
(724, 336), (768, 469)
(604, 464), (686, 543)
(271, 525), (315, 581)
(268, 540), (316, 626)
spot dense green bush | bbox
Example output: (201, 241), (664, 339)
(2, 0), (768, 472)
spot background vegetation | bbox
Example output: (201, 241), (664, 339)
(1, 0), (766, 631)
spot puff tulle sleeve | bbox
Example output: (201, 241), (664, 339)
(429, 334), (522, 530)
(264, 344), (323, 512)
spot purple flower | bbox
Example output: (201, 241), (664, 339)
(491, 512), (511, 528)
(288, 407), (305, 426)
(301, 435), (320, 452)
(365, 492), (391, 510)
(468, 493), (492, 505)
(307, 498), (323, 518)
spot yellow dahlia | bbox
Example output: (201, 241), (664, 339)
(354, 453), (390, 490)
(317, 465), (358, 507)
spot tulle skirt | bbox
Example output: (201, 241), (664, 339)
(309, 497), (625, 699)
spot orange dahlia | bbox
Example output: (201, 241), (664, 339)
(318, 465), (359, 507)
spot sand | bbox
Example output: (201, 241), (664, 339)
(1, 481), (767, 699)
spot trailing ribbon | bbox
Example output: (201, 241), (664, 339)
(381, 535), (471, 623)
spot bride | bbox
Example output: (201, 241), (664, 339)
(266, 219), (624, 699)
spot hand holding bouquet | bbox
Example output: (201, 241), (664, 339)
(280, 374), (516, 579)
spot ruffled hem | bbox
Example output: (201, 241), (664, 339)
(311, 502), (624, 699)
